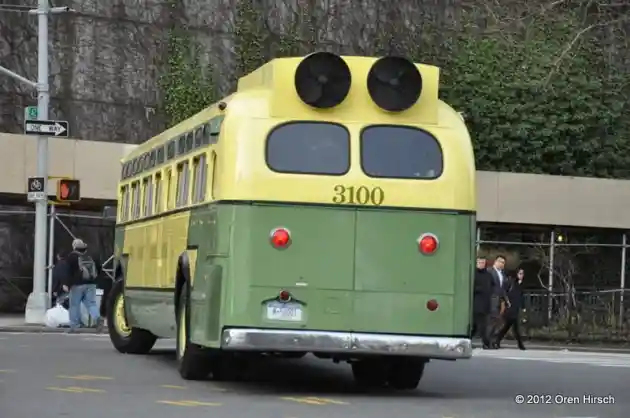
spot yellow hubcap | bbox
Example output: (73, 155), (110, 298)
(114, 295), (131, 337)
(178, 306), (186, 358)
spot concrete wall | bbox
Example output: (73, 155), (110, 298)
(2, 132), (630, 229)
(476, 171), (630, 229)
(0, 133), (136, 200)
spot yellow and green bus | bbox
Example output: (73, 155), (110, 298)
(107, 52), (475, 390)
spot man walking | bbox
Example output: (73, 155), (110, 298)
(472, 256), (494, 349)
(487, 255), (509, 346)
(61, 239), (104, 333)
(494, 268), (526, 350)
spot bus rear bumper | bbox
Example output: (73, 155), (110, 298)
(220, 328), (472, 360)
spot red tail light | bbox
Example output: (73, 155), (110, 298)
(417, 233), (438, 254)
(278, 290), (291, 301)
(270, 227), (291, 249)
(426, 299), (439, 311)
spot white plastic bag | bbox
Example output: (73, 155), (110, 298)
(45, 304), (70, 328)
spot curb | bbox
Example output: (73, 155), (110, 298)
(473, 342), (630, 354)
(0, 325), (108, 334)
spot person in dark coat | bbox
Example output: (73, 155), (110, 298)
(471, 256), (494, 349)
(494, 268), (526, 350)
(51, 252), (69, 309)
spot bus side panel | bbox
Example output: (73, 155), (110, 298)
(224, 204), (357, 332)
(452, 215), (475, 336)
(188, 204), (232, 348)
(352, 211), (474, 336)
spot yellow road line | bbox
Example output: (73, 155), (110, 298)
(306, 396), (348, 405)
(157, 400), (222, 407)
(281, 396), (348, 405)
(160, 384), (187, 389)
(56, 375), (113, 381)
(0, 370), (16, 373)
(46, 386), (106, 393)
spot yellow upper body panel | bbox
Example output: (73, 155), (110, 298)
(119, 55), (475, 213)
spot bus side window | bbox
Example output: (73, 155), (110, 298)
(119, 185), (129, 221)
(154, 172), (162, 213)
(176, 161), (190, 207)
(192, 153), (207, 203)
(209, 151), (217, 200)
(131, 181), (141, 219)
(165, 168), (173, 210)
(142, 176), (153, 217)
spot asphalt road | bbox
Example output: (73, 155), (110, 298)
(0, 333), (628, 418)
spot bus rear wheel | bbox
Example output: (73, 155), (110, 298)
(386, 358), (426, 390)
(351, 359), (388, 388)
(176, 286), (213, 380)
(351, 357), (426, 390)
(107, 279), (157, 354)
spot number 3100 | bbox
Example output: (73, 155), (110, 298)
(332, 185), (385, 206)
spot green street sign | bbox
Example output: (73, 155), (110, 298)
(24, 106), (38, 121)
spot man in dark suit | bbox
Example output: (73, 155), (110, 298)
(487, 255), (509, 346)
(472, 256), (494, 348)
(494, 268), (526, 350)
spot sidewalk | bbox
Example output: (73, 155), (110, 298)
(0, 314), (107, 334)
(472, 340), (630, 354)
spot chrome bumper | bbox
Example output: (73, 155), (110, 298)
(221, 328), (472, 360)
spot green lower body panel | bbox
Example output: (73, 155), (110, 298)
(184, 203), (475, 359)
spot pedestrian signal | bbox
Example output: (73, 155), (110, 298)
(57, 179), (80, 202)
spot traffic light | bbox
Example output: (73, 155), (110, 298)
(56, 179), (80, 202)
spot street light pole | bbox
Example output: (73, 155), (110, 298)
(23, 0), (52, 324)
(0, 2), (73, 324)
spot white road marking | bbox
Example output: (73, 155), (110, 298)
(474, 348), (630, 368)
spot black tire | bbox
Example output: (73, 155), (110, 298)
(351, 359), (388, 388)
(176, 286), (213, 380)
(387, 358), (426, 390)
(107, 279), (157, 354)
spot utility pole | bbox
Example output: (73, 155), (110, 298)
(0, 2), (73, 324)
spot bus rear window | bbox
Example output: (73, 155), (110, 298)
(266, 122), (350, 175)
(361, 125), (443, 179)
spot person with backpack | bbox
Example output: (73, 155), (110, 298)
(61, 238), (104, 333)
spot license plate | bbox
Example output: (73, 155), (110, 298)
(266, 302), (303, 322)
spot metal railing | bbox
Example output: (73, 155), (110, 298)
(520, 289), (630, 343)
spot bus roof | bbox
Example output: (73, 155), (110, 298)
(122, 55), (444, 163)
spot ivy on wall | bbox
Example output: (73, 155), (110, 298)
(160, 2), (629, 179)
(440, 15), (629, 178)
(159, 1), (217, 127)
(234, 0), (269, 77)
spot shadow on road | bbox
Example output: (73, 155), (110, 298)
(142, 348), (454, 399)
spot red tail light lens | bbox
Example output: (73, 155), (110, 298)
(418, 233), (438, 254)
(279, 290), (291, 301)
(426, 299), (439, 311)
(270, 227), (291, 249)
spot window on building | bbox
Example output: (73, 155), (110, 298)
(192, 154), (207, 203)
(154, 172), (162, 213)
(176, 161), (190, 207)
(361, 125), (443, 179)
(265, 122), (350, 175)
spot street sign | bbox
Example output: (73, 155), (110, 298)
(24, 106), (38, 121)
(24, 120), (69, 137)
(27, 176), (46, 202)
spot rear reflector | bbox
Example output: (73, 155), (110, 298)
(426, 299), (439, 311)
